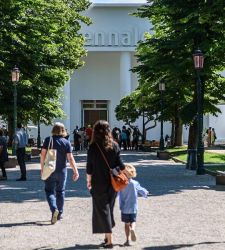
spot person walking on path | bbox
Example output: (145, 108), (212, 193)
(40, 122), (79, 225)
(0, 128), (8, 180)
(86, 120), (125, 248)
(14, 123), (28, 181)
(118, 163), (149, 246)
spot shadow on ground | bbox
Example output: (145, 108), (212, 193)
(0, 220), (52, 228)
(34, 243), (123, 249)
(142, 241), (225, 249)
(33, 245), (101, 250)
(0, 151), (223, 204)
(32, 241), (225, 250)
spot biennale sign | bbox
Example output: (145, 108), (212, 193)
(84, 28), (146, 47)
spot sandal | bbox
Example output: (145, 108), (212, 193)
(123, 240), (131, 246)
(100, 239), (107, 246)
(103, 243), (113, 249)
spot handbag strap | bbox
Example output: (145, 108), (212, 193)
(96, 143), (111, 171)
(48, 137), (53, 150)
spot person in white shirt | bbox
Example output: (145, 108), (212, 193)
(14, 123), (28, 181)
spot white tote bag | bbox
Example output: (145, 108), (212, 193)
(41, 137), (57, 181)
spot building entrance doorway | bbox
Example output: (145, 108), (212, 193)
(82, 100), (108, 127)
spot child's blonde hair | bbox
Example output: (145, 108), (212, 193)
(124, 163), (137, 179)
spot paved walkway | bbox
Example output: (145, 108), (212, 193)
(1, 151), (225, 250)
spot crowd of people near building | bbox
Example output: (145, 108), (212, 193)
(70, 124), (142, 154)
(69, 124), (219, 153)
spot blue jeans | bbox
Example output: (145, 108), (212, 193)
(45, 171), (67, 214)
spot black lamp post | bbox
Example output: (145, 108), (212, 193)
(142, 110), (145, 144)
(37, 119), (41, 148)
(11, 66), (20, 155)
(193, 49), (205, 175)
(159, 81), (165, 150)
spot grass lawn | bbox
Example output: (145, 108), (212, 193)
(171, 150), (225, 164)
(8, 147), (32, 155)
(166, 146), (187, 153)
(205, 165), (225, 172)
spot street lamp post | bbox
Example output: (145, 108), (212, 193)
(159, 82), (165, 151)
(142, 110), (145, 144)
(37, 119), (41, 148)
(193, 49), (205, 175)
(11, 66), (20, 155)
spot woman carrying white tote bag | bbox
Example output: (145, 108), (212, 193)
(40, 122), (79, 224)
(41, 137), (57, 181)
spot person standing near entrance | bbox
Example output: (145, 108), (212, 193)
(14, 123), (28, 181)
(211, 128), (217, 146)
(207, 127), (212, 147)
(0, 128), (8, 180)
(86, 120), (125, 248)
(73, 129), (81, 154)
(85, 125), (93, 148)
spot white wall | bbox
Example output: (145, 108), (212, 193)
(209, 104), (225, 141)
(81, 7), (151, 51)
(70, 51), (121, 132)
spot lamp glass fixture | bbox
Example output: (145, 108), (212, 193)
(12, 66), (20, 82)
(193, 50), (204, 69)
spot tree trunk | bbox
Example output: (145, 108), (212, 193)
(7, 115), (14, 146)
(142, 128), (146, 144)
(170, 119), (175, 146)
(174, 117), (183, 146)
(188, 120), (198, 149)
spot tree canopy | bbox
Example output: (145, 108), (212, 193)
(132, 0), (225, 145)
(0, 0), (91, 127)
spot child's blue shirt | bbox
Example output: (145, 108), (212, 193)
(118, 178), (148, 214)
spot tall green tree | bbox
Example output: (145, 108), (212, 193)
(0, 0), (91, 135)
(115, 89), (157, 143)
(134, 0), (225, 147)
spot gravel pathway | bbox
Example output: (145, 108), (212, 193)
(1, 151), (225, 250)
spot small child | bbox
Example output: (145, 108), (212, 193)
(118, 163), (149, 246)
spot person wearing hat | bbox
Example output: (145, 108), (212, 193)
(118, 163), (149, 246)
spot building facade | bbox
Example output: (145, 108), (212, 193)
(41, 0), (171, 140)
(40, 0), (225, 143)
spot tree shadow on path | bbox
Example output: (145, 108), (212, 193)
(0, 151), (223, 203)
(0, 220), (52, 227)
(34, 244), (106, 249)
(142, 241), (225, 249)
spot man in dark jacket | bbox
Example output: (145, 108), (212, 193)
(0, 128), (8, 180)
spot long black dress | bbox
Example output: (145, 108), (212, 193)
(86, 142), (124, 234)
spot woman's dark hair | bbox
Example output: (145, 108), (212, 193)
(91, 120), (113, 150)
(0, 129), (3, 136)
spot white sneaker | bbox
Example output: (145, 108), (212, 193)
(51, 210), (59, 225)
(130, 229), (136, 242)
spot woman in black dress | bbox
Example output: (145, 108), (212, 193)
(86, 120), (124, 248)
